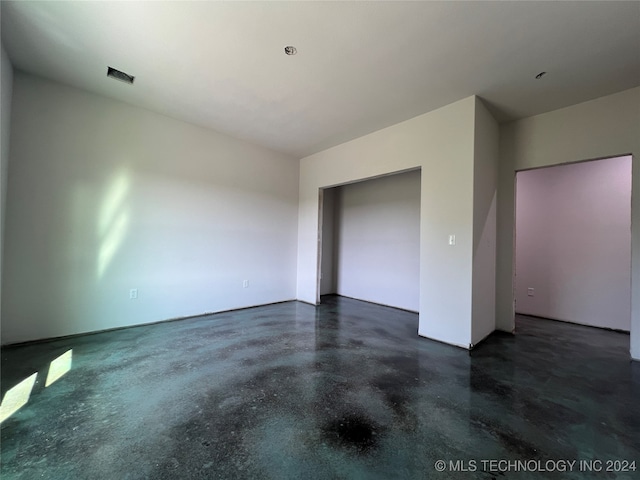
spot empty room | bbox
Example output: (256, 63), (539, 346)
(1, 2), (639, 479)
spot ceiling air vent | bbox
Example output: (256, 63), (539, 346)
(107, 66), (135, 85)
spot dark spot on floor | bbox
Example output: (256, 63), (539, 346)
(322, 414), (381, 454)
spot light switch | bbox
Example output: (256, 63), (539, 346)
(448, 235), (456, 246)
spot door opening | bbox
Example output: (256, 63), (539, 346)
(513, 155), (632, 335)
(316, 169), (421, 311)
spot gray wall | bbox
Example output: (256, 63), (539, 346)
(471, 98), (499, 345)
(319, 187), (337, 296)
(333, 170), (421, 312)
(1, 43), (14, 331)
(515, 156), (632, 331)
(2, 73), (299, 344)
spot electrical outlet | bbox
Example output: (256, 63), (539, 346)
(243, 280), (249, 288)
(527, 287), (534, 297)
(129, 288), (138, 299)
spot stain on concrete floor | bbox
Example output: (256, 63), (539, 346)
(1, 295), (638, 479)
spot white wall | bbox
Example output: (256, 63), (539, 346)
(471, 98), (499, 345)
(0, 43), (14, 331)
(515, 156), (632, 331)
(297, 96), (498, 349)
(2, 73), (299, 345)
(497, 86), (640, 359)
(332, 170), (420, 312)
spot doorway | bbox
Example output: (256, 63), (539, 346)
(317, 169), (421, 311)
(513, 155), (632, 332)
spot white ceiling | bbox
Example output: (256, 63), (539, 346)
(2, 1), (639, 158)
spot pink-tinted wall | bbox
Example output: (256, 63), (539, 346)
(515, 155), (632, 331)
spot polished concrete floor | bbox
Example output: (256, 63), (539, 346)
(1, 295), (638, 479)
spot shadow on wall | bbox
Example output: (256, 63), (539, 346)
(319, 170), (421, 312)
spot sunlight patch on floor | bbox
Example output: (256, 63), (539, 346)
(0, 373), (38, 424)
(45, 349), (73, 387)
